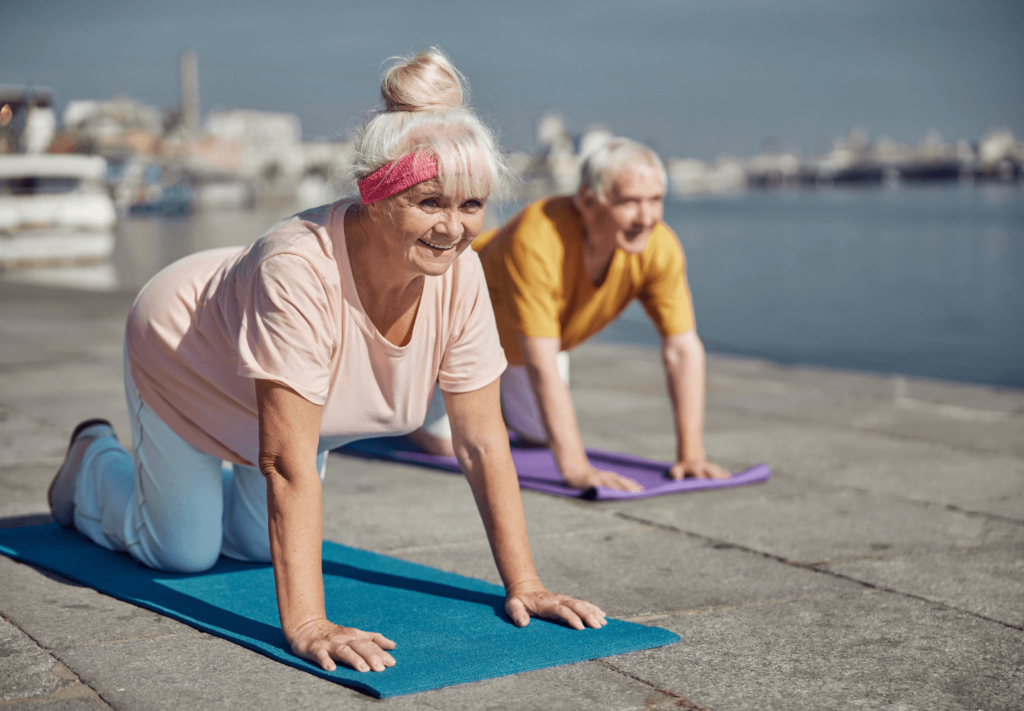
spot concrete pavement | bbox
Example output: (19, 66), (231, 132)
(1, 279), (1021, 710)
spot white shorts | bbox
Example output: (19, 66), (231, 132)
(421, 351), (569, 444)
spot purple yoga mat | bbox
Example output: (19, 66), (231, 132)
(337, 437), (770, 500)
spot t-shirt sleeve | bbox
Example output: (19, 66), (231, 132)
(438, 254), (508, 393)
(638, 227), (697, 336)
(237, 253), (336, 405)
(505, 212), (563, 340)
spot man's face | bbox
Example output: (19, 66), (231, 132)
(580, 163), (665, 255)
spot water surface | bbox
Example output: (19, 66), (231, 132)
(600, 184), (1024, 389)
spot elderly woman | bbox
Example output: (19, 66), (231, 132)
(47, 49), (606, 674)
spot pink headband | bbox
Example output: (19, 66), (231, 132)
(358, 152), (439, 204)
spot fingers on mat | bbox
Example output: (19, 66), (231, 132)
(371, 632), (397, 650)
(551, 604), (584, 630)
(314, 648), (337, 672)
(351, 640), (391, 671)
(506, 597), (530, 626)
(335, 644), (371, 673)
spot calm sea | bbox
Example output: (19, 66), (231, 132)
(599, 184), (1024, 389)
(19, 183), (1018, 390)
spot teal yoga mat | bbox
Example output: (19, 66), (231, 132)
(0, 524), (679, 698)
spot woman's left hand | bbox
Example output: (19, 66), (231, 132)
(505, 580), (608, 630)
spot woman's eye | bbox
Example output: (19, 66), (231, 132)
(462, 199), (483, 210)
(420, 198), (440, 208)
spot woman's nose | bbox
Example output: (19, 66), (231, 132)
(435, 210), (464, 239)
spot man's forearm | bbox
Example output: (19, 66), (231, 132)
(525, 360), (590, 475)
(663, 331), (707, 462)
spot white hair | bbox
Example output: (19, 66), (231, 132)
(344, 48), (516, 202)
(578, 137), (667, 200)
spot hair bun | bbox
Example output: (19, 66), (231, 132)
(380, 48), (465, 113)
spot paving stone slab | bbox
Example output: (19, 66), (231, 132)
(0, 615), (61, 702)
(53, 632), (680, 711)
(822, 543), (1024, 629)
(1, 462), (63, 518)
(606, 589), (1024, 711)
(321, 454), (639, 553)
(0, 556), (198, 652)
(394, 525), (863, 620)
(607, 480), (1024, 565)
(0, 406), (67, 468)
(0, 285), (130, 373)
(0, 363), (129, 438)
(706, 380), (1024, 457)
(567, 346), (667, 394)
(701, 421), (1024, 520)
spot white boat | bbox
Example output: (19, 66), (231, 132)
(0, 154), (116, 268)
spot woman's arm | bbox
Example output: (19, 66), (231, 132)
(443, 377), (608, 629)
(256, 379), (396, 672)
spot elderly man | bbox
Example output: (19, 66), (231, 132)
(414, 137), (729, 491)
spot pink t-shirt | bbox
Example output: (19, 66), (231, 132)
(126, 201), (507, 466)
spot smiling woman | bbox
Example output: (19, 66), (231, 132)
(46, 48), (608, 677)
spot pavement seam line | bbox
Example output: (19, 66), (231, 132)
(594, 659), (708, 710)
(0, 612), (113, 709)
(610, 511), (1024, 633)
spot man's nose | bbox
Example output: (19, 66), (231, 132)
(639, 200), (658, 227)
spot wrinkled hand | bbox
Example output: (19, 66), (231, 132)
(505, 581), (608, 630)
(668, 459), (731, 480)
(288, 618), (396, 672)
(562, 464), (643, 493)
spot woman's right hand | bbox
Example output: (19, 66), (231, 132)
(288, 618), (397, 672)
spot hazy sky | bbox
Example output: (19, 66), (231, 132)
(3, 0), (1022, 159)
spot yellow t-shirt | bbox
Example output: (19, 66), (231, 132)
(474, 196), (696, 365)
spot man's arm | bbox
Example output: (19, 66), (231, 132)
(520, 335), (642, 492)
(661, 330), (730, 480)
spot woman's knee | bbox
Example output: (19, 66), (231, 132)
(143, 523), (224, 573)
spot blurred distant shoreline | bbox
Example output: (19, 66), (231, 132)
(2, 70), (1021, 231)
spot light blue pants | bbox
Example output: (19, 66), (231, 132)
(72, 349), (325, 573)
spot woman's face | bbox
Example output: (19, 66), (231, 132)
(374, 178), (487, 278)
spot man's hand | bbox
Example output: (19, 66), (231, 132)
(562, 464), (643, 492)
(668, 459), (731, 480)
(505, 580), (608, 630)
(287, 618), (396, 672)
